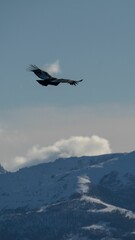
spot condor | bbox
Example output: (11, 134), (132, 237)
(29, 65), (83, 86)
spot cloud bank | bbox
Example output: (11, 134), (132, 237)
(1, 104), (135, 172)
(13, 135), (111, 171)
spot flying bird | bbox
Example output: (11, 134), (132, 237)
(29, 65), (83, 86)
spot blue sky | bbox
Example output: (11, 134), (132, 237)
(0, 0), (135, 170)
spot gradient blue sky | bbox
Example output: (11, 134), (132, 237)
(0, 0), (135, 170)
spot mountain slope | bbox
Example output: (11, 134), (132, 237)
(1, 151), (135, 239)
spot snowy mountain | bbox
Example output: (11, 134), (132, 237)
(1, 151), (135, 239)
(0, 164), (7, 174)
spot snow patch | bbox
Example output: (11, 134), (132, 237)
(77, 176), (91, 194)
(81, 195), (135, 219)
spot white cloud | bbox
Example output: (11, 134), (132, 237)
(45, 60), (61, 75)
(12, 135), (111, 171)
(1, 104), (135, 172)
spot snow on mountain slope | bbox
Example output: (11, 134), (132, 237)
(0, 151), (135, 239)
(81, 195), (135, 219)
(0, 151), (135, 210)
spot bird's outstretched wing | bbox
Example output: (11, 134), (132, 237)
(58, 79), (83, 86)
(29, 65), (52, 80)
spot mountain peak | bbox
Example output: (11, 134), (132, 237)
(0, 164), (7, 174)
